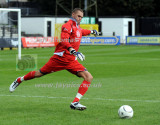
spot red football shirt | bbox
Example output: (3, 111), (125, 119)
(53, 18), (91, 63)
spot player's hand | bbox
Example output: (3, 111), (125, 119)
(69, 48), (85, 61)
(91, 30), (99, 36)
(76, 52), (85, 61)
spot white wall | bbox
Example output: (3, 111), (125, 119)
(0, 11), (8, 24)
(99, 18), (124, 36)
(55, 17), (69, 23)
(0, 0), (6, 4)
(43, 18), (54, 37)
(22, 17), (45, 36)
(43, 17), (69, 36)
(99, 18), (135, 43)
(123, 18), (135, 43)
(22, 17), (69, 37)
(21, 17), (135, 43)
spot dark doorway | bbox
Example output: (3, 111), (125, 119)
(47, 21), (51, 36)
(128, 21), (132, 36)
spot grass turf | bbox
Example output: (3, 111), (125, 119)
(0, 45), (160, 125)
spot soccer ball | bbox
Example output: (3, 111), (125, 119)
(118, 105), (133, 119)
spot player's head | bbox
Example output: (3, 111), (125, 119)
(72, 8), (83, 25)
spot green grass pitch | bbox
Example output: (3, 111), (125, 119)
(0, 45), (160, 125)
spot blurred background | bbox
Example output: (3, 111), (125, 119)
(1, 0), (160, 49)
(1, 0), (159, 17)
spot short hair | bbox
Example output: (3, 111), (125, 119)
(72, 8), (83, 14)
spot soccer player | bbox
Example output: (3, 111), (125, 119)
(9, 8), (98, 110)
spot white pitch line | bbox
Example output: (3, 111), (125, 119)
(0, 94), (160, 103)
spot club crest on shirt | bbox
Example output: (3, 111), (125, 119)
(62, 27), (68, 31)
(76, 30), (80, 37)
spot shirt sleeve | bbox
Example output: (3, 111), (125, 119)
(60, 23), (72, 49)
(81, 29), (91, 36)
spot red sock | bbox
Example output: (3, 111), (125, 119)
(24, 71), (36, 80)
(72, 80), (91, 103)
(17, 77), (22, 84)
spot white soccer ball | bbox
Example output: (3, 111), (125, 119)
(118, 105), (133, 119)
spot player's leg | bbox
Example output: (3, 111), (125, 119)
(9, 70), (44, 92)
(67, 60), (93, 110)
(9, 58), (65, 92)
(10, 57), (53, 92)
(18, 70), (44, 83)
(70, 71), (93, 110)
(72, 71), (93, 102)
(77, 71), (93, 82)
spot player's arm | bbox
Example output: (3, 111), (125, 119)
(82, 29), (99, 36)
(81, 29), (91, 36)
(60, 23), (72, 49)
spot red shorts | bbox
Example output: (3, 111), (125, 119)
(40, 57), (87, 76)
